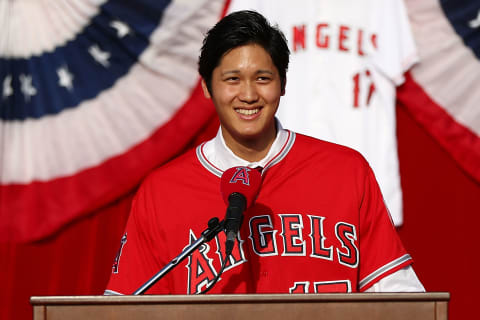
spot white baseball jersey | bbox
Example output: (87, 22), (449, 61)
(228, 0), (418, 225)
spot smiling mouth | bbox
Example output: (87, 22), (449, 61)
(235, 108), (260, 115)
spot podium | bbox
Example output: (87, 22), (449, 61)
(31, 293), (449, 320)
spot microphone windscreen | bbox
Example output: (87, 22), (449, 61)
(220, 167), (262, 208)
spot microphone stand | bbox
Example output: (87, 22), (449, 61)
(132, 217), (224, 295)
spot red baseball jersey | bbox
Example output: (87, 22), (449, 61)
(106, 131), (411, 295)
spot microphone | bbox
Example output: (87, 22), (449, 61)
(220, 167), (262, 256)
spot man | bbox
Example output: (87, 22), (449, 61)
(105, 10), (424, 295)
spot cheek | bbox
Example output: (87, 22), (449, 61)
(260, 87), (282, 104)
(211, 83), (235, 102)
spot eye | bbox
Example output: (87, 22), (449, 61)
(224, 76), (240, 82)
(257, 76), (271, 82)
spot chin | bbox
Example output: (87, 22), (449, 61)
(236, 127), (263, 138)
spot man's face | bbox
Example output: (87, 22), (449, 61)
(202, 44), (284, 152)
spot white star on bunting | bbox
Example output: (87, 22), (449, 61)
(110, 20), (131, 38)
(57, 66), (74, 91)
(2, 75), (13, 99)
(88, 45), (111, 68)
(468, 10), (480, 28)
(19, 74), (37, 102)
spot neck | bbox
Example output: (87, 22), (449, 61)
(221, 126), (277, 163)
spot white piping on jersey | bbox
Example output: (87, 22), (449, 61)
(263, 130), (295, 171)
(358, 254), (412, 290)
(196, 145), (223, 177)
(196, 119), (296, 177)
(103, 289), (123, 295)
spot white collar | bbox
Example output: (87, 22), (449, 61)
(196, 119), (296, 177)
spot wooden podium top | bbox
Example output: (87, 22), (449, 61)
(31, 292), (450, 320)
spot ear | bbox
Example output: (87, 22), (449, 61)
(201, 79), (212, 99)
(281, 79), (286, 96)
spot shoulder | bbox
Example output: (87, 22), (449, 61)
(274, 132), (373, 192)
(130, 146), (215, 216)
(292, 132), (369, 168)
(140, 147), (203, 193)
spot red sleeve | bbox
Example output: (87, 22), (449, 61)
(105, 176), (169, 295)
(358, 162), (412, 291)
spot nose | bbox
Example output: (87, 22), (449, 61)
(238, 81), (259, 103)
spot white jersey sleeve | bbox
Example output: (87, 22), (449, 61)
(365, 266), (425, 292)
(369, 0), (419, 85)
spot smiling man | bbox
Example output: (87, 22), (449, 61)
(105, 10), (424, 295)
(201, 43), (281, 162)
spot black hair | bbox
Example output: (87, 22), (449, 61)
(198, 10), (290, 94)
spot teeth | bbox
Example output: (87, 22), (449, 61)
(236, 108), (259, 115)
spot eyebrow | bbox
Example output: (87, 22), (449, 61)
(221, 70), (275, 76)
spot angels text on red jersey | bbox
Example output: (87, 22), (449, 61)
(186, 213), (358, 294)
